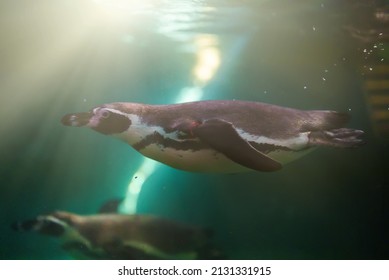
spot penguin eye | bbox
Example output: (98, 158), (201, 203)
(100, 109), (111, 119)
(91, 108), (131, 135)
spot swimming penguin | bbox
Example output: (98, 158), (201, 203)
(61, 100), (365, 173)
(11, 211), (222, 260)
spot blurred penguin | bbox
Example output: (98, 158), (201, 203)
(11, 208), (224, 260)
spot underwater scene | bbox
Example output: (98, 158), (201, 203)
(0, 0), (388, 260)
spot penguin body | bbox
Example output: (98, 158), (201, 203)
(12, 211), (221, 260)
(62, 100), (364, 173)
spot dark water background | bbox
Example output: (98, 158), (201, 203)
(0, 0), (388, 259)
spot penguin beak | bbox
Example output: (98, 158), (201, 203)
(61, 112), (93, 127)
(11, 216), (66, 236)
(11, 219), (39, 232)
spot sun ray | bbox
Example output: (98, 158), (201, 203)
(121, 34), (221, 214)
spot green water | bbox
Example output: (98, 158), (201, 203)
(0, 0), (388, 259)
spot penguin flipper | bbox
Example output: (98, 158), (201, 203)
(193, 119), (282, 172)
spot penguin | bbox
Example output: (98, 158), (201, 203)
(11, 211), (223, 260)
(61, 100), (365, 173)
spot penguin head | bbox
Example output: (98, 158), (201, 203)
(61, 103), (134, 135)
(12, 211), (101, 258)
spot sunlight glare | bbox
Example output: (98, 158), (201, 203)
(122, 35), (221, 214)
(193, 35), (221, 86)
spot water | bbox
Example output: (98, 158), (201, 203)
(0, 0), (388, 259)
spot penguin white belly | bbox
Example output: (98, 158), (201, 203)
(139, 144), (251, 173)
(116, 124), (314, 172)
(138, 144), (314, 173)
